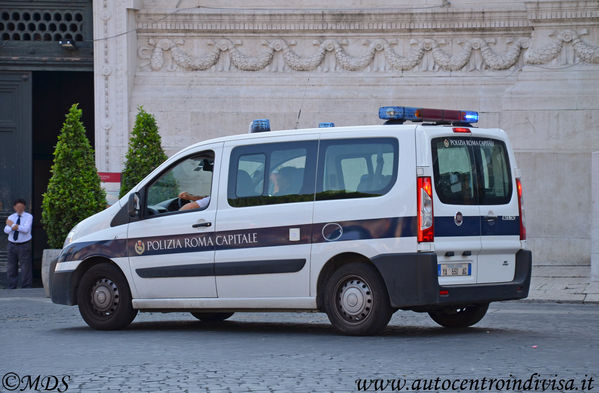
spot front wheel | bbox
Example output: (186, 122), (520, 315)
(191, 312), (234, 322)
(324, 262), (392, 335)
(428, 304), (489, 328)
(77, 263), (138, 330)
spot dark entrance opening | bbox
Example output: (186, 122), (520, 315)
(31, 71), (94, 282)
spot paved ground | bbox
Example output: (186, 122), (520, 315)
(528, 264), (598, 303)
(1, 288), (597, 393)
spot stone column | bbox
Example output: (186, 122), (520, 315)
(93, 0), (140, 204)
(593, 151), (599, 281)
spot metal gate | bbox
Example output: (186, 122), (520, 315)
(0, 71), (31, 274)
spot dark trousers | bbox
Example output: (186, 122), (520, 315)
(7, 241), (32, 289)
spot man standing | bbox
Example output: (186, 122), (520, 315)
(4, 199), (33, 288)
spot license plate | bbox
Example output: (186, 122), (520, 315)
(438, 263), (471, 277)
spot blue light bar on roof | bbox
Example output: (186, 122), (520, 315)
(463, 111), (479, 123)
(379, 106), (418, 121)
(379, 106), (478, 124)
(250, 119), (271, 133)
(319, 122), (335, 128)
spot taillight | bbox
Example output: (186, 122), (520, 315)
(516, 178), (526, 240)
(417, 176), (434, 242)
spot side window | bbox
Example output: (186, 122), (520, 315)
(228, 141), (317, 207)
(340, 157), (369, 192)
(237, 154), (265, 197)
(317, 138), (398, 200)
(145, 152), (214, 216)
(268, 148), (307, 197)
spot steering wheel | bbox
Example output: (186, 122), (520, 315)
(177, 198), (191, 209)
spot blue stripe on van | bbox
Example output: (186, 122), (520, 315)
(434, 216), (480, 237)
(481, 216), (520, 236)
(58, 216), (419, 263)
(434, 216), (520, 237)
(312, 216), (417, 243)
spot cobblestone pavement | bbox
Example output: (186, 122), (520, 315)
(1, 289), (598, 393)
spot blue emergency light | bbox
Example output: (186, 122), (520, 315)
(250, 119), (271, 133)
(318, 122), (335, 128)
(379, 106), (478, 124)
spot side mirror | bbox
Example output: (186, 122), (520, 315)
(128, 192), (140, 218)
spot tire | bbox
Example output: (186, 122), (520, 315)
(428, 303), (489, 328)
(190, 312), (234, 322)
(324, 262), (392, 335)
(76, 263), (138, 330)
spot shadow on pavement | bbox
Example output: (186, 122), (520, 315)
(54, 319), (529, 338)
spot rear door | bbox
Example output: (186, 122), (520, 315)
(430, 134), (481, 286)
(430, 130), (518, 285)
(475, 131), (519, 283)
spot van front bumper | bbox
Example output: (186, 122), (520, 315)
(51, 269), (77, 306)
(372, 249), (532, 310)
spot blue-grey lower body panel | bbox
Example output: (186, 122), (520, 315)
(372, 250), (532, 309)
(51, 270), (77, 306)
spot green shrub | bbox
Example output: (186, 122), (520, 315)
(119, 106), (169, 198)
(42, 104), (106, 249)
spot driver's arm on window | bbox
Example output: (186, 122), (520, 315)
(178, 191), (207, 201)
(179, 192), (210, 211)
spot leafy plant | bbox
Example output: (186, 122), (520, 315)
(42, 104), (106, 249)
(119, 106), (169, 198)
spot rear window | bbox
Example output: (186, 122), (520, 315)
(432, 137), (512, 205)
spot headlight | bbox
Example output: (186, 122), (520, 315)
(63, 226), (78, 248)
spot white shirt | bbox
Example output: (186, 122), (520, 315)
(197, 196), (210, 209)
(4, 211), (33, 243)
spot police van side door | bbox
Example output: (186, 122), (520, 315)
(214, 137), (317, 299)
(127, 143), (222, 299)
(429, 132), (481, 286)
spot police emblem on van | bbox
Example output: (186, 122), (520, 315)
(443, 139), (450, 148)
(454, 212), (464, 227)
(134, 240), (145, 255)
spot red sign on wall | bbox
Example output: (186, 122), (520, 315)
(98, 172), (121, 183)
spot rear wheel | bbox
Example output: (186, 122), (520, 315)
(191, 312), (234, 322)
(324, 262), (392, 335)
(428, 304), (489, 328)
(76, 263), (137, 330)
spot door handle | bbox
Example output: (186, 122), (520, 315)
(484, 215), (498, 222)
(192, 222), (212, 228)
(462, 250), (472, 256)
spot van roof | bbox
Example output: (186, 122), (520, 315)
(177, 123), (505, 157)
(179, 124), (416, 154)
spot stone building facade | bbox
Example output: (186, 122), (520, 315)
(93, 0), (599, 280)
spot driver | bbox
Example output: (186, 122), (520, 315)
(178, 191), (210, 211)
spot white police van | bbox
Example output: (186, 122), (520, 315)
(51, 106), (531, 335)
